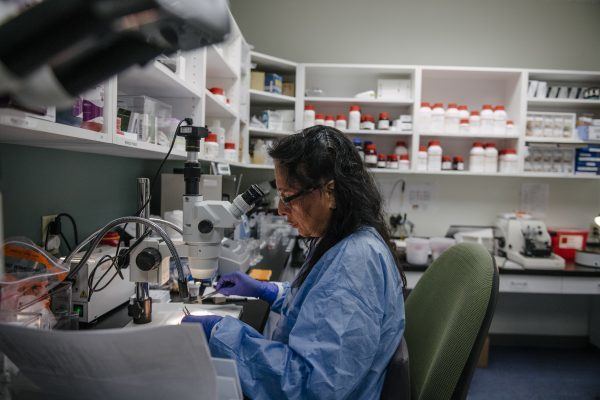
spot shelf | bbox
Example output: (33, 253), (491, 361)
(343, 130), (413, 136)
(112, 135), (187, 160)
(367, 168), (600, 179)
(250, 89), (295, 105)
(249, 127), (294, 137)
(527, 98), (600, 108)
(304, 97), (413, 106)
(419, 132), (520, 139)
(118, 61), (202, 99)
(197, 155), (275, 170)
(205, 89), (238, 119)
(206, 45), (238, 79)
(251, 51), (297, 73)
(524, 137), (591, 144)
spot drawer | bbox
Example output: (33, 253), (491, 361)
(562, 277), (600, 295)
(499, 275), (562, 294)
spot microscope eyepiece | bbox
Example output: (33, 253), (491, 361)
(229, 184), (266, 218)
(241, 184), (266, 206)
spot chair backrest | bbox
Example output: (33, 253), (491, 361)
(380, 337), (410, 400)
(404, 242), (499, 400)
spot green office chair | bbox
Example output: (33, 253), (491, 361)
(381, 242), (499, 400)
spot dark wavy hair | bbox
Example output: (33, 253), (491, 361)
(268, 125), (406, 288)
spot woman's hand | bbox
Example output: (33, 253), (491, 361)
(216, 272), (278, 304)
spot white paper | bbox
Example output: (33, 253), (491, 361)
(520, 183), (549, 218)
(406, 182), (435, 211)
(0, 324), (218, 400)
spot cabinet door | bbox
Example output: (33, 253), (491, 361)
(499, 275), (562, 294)
(562, 277), (600, 295)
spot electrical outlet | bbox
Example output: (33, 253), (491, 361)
(41, 214), (57, 244)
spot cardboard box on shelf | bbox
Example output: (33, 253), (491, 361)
(282, 83), (295, 97)
(265, 73), (283, 94)
(251, 71), (265, 91)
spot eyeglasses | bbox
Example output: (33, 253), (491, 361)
(278, 187), (318, 207)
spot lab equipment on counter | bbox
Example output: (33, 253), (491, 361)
(429, 237), (456, 260)
(495, 213), (565, 270)
(548, 228), (588, 262)
(406, 237), (430, 265)
(575, 250), (600, 268)
(68, 246), (135, 323)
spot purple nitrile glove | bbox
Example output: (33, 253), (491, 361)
(216, 271), (278, 305)
(181, 315), (223, 339)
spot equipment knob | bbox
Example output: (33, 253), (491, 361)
(198, 220), (214, 234)
(136, 248), (162, 271)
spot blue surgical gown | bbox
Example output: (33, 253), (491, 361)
(209, 227), (405, 399)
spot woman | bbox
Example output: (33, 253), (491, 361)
(183, 125), (406, 399)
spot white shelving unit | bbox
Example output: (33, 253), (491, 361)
(205, 89), (238, 119)
(250, 89), (296, 105)
(249, 127), (293, 138)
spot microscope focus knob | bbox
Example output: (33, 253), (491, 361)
(136, 248), (162, 271)
(198, 220), (214, 234)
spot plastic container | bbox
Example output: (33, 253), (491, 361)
(445, 103), (460, 134)
(406, 237), (430, 265)
(117, 94), (173, 143)
(458, 105), (469, 122)
(469, 142), (485, 172)
(204, 132), (219, 159)
(480, 105), (494, 135)
(303, 104), (316, 128)
(209, 120), (225, 158)
(209, 87), (227, 103)
(224, 142), (237, 162)
(429, 237), (456, 260)
(469, 111), (481, 134)
(399, 154), (410, 171)
(335, 114), (347, 130)
(548, 228), (588, 262)
(387, 154), (399, 169)
(502, 149), (518, 173)
(377, 154), (387, 168)
(353, 138), (364, 161)
(442, 155), (453, 170)
(360, 115), (375, 130)
(365, 144), (378, 167)
(459, 119), (469, 135)
(417, 146), (428, 171)
(493, 105), (507, 135)
(431, 103), (445, 133)
(324, 115), (335, 127)
(348, 105), (361, 130)
(252, 139), (266, 164)
(453, 156), (465, 171)
(394, 141), (408, 156)
(484, 143), (498, 173)
(315, 114), (325, 125)
(418, 102), (432, 133)
(378, 112), (390, 130)
(506, 120), (515, 136)
(427, 140), (442, 171)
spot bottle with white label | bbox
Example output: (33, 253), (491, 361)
(394, 141), (408, 157)
(224, 142), (237, 162)
(204, 133), (219, 159)
(445, 103), (460, 134)
(480, 105), (494, 135)
(469, 111), (481, 134)
(364, 144), (378, 168)
(469, 142), (485, 172)
(303, 104), (316, 128)
(506, 120), (515, 137)
(209, 120), (225, 158)
(324, 115), (335, 127)
(493, 105), (507, 135)
(418, 102), (432, 133)
(399, 154), (410, 171)
(315, 114), (325, 125)
(335, 115), (347, 130)
(431, 103), (445, 133)
(484, 143), (498, 173)
(427, 140), (443, 171)
(503, 149), (518, 173)
(348, 105), (361, 130)
(458, 105), (469, 122)
(417, 146), (428, 171)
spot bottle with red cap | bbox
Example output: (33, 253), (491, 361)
(484, 143), (498, 173)
(441, 155), (453, 170)
(335, 114), (347, 130)
(469, 111), (481, 134)
(469, 142), (485, 172)
(224, 142), (237, 162)
(348, 105), (361, 130)
(377, 154), (387, 168)
(427, 140), (443, 171)
(315, 113), (325, 125)
(493, 105), (507, 135)
(431, 103), (445, 133)
(417, 145), (428, 171)
(303, 104), (316, 128)
(387, 154), (399, 169)
(209, 87), (226, 103)
(378, 112), (390, 130)
(394, 140), (408, 156)
(324, 115), (335, 127)
(399, 154), (411, 171)
(501, 148), (518, 173)
(480, 105), (494, 135)
(364, 143), (378, 168)
(418, 102), (432, 133)
(453, 156), (465, 171)
(458, 105), (469, 121)
(204, 132), (219, 159)
(459, 119), (469, 135)
(361, 114), (375, 130)
(445, 103), (460, 134)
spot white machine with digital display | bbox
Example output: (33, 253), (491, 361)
(496, 213), (565, 270)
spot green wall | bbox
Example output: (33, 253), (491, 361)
(0, 143), (183, 245)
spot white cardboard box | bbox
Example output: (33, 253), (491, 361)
(377, 79), (411, 100)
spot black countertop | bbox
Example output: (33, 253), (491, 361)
(401, 261), (600, 277)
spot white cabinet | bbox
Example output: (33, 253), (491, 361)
(562, 277), (600, 295)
